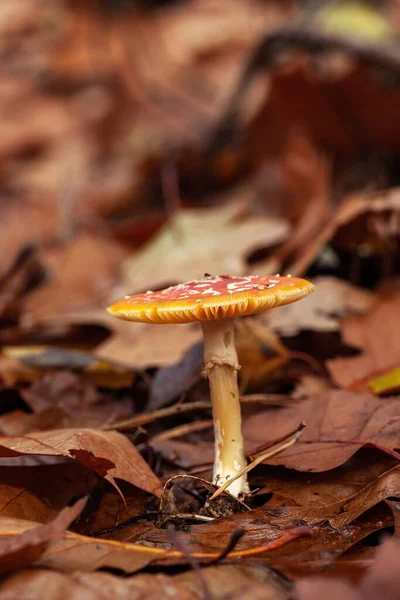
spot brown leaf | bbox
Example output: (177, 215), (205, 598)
(149, 341), (203, 409)
(0, 463), (96, 523)
(256, 448), (397, 509)
(0, 563), (291, 600)
(120, 201), (288, 294)
(0, 497), (86, 575)
(132, 503), (390, 578)
(0, 428), (162, 497)
(243, 389), (400, 472)
(265, 276), (375, 336)
(296, 537), (400, 600)
(327, 295), (400, 389)
(52, 309), (202, 368)
(19, 371), (132, 429)
(155, 390), (400, 473)
(24, 233), (127, 319)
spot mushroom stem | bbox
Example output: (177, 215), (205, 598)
(201, 318), (249, 497)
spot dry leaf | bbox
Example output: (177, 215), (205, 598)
(19, 371), (132, 429)
(296, 537), (400, 600)
(265, 276), (375, 336)
(0, 429), (162, 497)
(0, 497), (86, 576)
(120, 200), (288, 294)
(24, 233), (127, 319)
(0, 463), (96, 523)
(0, 564), (291, 600)
(327, 294), (400, 388)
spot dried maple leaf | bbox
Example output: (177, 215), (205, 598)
(0, 428), (162, 497)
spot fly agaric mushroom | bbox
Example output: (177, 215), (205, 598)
(107, 274), (314, 497)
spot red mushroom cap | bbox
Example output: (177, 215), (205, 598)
(107, 274), (315, 324)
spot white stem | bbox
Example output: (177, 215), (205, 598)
(201, 318), (248, 497)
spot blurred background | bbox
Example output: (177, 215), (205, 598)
(1, 0), (400, 404)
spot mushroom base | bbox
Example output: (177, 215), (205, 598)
(201, 319), (249, 497)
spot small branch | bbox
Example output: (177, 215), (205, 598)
(248, 421), (306, 460)
(103, 400), (211, 431)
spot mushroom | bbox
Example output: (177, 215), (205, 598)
(107, 274), (314, 497)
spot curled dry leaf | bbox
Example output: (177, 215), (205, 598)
(0, 497), (86, 576)
(0, 428), (162, 497)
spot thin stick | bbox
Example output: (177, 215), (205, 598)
(248, 421), (306, 460)
(149, 419), (213, 442)
(209, 430), (303, 501)
(103, 401), (211, 431)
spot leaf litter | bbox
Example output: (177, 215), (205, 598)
(1, 0), (400, 597)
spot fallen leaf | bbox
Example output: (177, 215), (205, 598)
(149, 341), (203, 409)
(0, 563), (291, 600)
(120, 200), (288, 294)
(327, 294), (400, 388)
(19, 371), (132, 429)
(296, 537), (400, 600)
(0, 497), (86, 575)
(154, 390), (400, 473)
(50, 309), (202, 368)
(3, 346), (135, 389)
(131, 503), (390, 578)
(24, 233), (127, 319)
(0, 463), (96, 523)
(0, 515), (311, 576)
(244, 389), (400, 472)
(0, 428), (162, 497)
(265, 276), (375, 336)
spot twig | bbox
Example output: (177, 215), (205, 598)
(248, 421), (306, 460)
(148, 419), (214, 443)
(93, 509), (215, 536)
(209, 427), (304, 501)
(105, 395), (296, 432)
(103, 400), (211, 431)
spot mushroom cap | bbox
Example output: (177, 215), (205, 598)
(107, 275), (315, 324)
